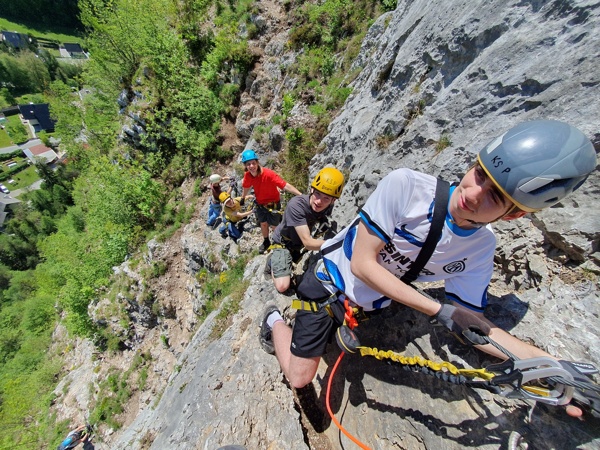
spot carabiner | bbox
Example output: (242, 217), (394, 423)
(488, 357), (575, 406)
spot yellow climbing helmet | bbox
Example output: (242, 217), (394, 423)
(219, 192), (231, 203)
(311, 167), (345, 199)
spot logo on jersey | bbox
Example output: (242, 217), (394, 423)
(443, 260), (466, 274)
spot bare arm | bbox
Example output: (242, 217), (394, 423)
(233, 209), (254, 219)
(350, 221), (442, 316)
(295, 224), (324, 251)
(283, 182), (302, 196)
(352, 221), (551, 359)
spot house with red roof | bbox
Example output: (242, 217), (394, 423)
(23, 143), (58, 164)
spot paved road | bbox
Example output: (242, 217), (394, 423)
(0, 138), (42, 154)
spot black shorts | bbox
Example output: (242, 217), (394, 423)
(290, 267), (345, 358)
(255, 202), (282, 227)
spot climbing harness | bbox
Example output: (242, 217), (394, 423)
(257, 201), (282, 215)
(294, 177), (598, 446)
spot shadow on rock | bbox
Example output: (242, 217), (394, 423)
(316, 300), (599, 449)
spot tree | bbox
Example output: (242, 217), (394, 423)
(0, 264), (11, 293)
(80, 0), (176, 86)
(0, 88), (16, 108)
(0, 54), (31, 95)
(35, 160), (60, 189)
(47, 80), (85, 148)
(1, 0), (82, 29)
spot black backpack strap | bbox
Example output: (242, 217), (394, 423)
(320, 217), (360, 257)
(401, 178), (449, 284)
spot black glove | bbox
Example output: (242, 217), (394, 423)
(431, 304), (490, 345)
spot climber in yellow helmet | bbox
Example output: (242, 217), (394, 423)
(218, 192), (255, 244)
(206, 173), (231, 228)
(259, 120), (599, 419)
(264, 167), (345, 293)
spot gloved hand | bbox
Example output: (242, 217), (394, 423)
(431, 304), (490, 345)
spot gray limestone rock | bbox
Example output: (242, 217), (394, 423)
(110, 1), (600, 448)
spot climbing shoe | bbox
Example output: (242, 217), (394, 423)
(259, 303), (280, 355)
(263, 254), (272, 280)
(259, 238), (270, 254)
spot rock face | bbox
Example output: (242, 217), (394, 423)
(108, 1), (599, 449)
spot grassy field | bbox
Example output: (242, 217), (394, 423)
(7, 164), (40, 191)
(8, 114), (33, 141)
(0, 126), (11, 147)
(0, 17), (83, 44)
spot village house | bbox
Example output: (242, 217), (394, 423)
(23, 143), (58, 165)
(0, 31), (30, 50)
(18, 103), (56, 136)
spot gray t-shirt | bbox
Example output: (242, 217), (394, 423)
(271, 194), (332, 249)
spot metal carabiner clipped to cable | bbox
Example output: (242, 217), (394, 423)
(487, 357), (575, 406)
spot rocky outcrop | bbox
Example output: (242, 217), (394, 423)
(106, 0), (599, 448)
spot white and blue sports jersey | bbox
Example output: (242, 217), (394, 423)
(317, 168), (497, 312)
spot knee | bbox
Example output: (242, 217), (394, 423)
(273, 276), (290, 294)
(275, 280), (290, 293)
(285, 361), (318, 389)
(288, 375), (312, 389)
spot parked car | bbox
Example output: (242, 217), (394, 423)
(0, 184), (10, 194)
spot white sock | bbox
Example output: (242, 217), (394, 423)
(267, 311), (283, 328)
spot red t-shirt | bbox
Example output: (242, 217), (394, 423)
(242, 167), (286, 205)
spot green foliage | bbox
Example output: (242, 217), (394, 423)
(282, 93), (295, 117)
(0, 51), (50, 96)
(197, 255), (250, 321)
(37, 130), (51, 146)
(435, 134), (452, 153)
(47, 80), (85, 145)
(288, 0), (372, 51)
(80, 0), (172, 86)
(324, 82), (353, 110)
(6, 164), (42, 190)
(295, 47), (337, 82)
(0, 161), (29, 181)
(5, 121), (28, 144)
(376, 132), (395, 149)
(380, 0), (397, 12)
(0, 1), (387, 446)
(200, 25), (253, 90)
(144, 261), (168, 279)
(0, 87), (16, 107)
(0, 265), (62, 448)
(1, 0), (81, 30)
(22, 294), (55, 335)
(0, 264), (11, 292)
(89, 371), (127, 429)
(219, 83), (240, 107)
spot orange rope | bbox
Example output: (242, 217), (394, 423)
(326, 351), (371, 450)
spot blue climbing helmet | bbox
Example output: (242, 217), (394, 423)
(241, 149), (258, 163)
(477, 120), (596, 212)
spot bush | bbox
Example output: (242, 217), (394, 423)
(0, 161), (30, 182)
(0, 150), (24, 162)
(6, 122), (28, 144)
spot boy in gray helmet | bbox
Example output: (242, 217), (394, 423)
(261, 120), (598, 417)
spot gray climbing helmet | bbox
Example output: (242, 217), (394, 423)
(477, 120), (596, 212)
